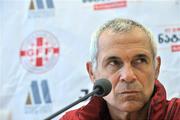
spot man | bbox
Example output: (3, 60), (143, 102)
(60, 18), (180, 120)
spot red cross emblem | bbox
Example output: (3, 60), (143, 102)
(20, 31), (60, 74)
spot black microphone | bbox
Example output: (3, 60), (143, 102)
(93, 78), (112, 97)
(44, 78), (112, 120)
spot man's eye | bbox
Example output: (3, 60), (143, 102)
(109, 60), (120, 66)
(134, 58), (147, 64)
(107, 60), (123, 69)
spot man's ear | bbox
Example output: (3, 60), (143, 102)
(155, 56), (161, 79)
(86, 62), (96, 82)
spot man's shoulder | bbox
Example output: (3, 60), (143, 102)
(166, 98), (180, 119)
(60, 108), (80, 120)
(167, 98), (180, 109)
(175, 98), (180, 103)
(59, 97), (108, 120)
(168, 97), (180, 105)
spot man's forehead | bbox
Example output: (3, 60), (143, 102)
(102, 49), (152, 60)
(97, 28), (154, 60)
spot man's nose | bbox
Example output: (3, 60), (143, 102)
(119, 65), (137, 83)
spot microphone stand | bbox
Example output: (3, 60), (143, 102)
(44, 87), (100, 120)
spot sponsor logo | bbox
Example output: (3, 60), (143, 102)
(82, 0), (127, 10)
(157, 26), (180, 52)
(28, 0), (55, 18)
(20, 31), (60, 74)
(25, 80), (52, 113)
(158, 33), (180, 44)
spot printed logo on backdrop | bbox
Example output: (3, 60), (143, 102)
(157, 26), (180, 52)
(20, 31), (60, 74)
(82, 0), (127, 10)
(28, 0), (55, 18)
(25, 80), (52, 113)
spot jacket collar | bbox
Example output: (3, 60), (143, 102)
(147, 80), (167, 119)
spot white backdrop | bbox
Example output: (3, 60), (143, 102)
(0, 0), (180, 120)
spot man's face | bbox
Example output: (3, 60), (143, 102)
(87, 28), (160, 112)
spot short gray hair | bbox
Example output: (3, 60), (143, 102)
(89, 18), (157, 69)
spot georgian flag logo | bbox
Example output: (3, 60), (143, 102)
(20, 31), (60, 74)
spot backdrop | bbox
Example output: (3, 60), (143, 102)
(0, 0), (180, 120)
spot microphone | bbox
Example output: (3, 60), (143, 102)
(93, 78), (112, 97)
(44, 78), (112, 120)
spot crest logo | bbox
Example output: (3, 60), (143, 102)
(20, 31), (59, 74)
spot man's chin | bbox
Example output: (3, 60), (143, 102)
(119, 101), (144, 112)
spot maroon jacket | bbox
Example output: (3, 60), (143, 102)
(60, 80), (180, 120)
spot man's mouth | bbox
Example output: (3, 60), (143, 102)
(120, 91), (140, 94)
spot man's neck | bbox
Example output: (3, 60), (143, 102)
(107, 103), (149, 120)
